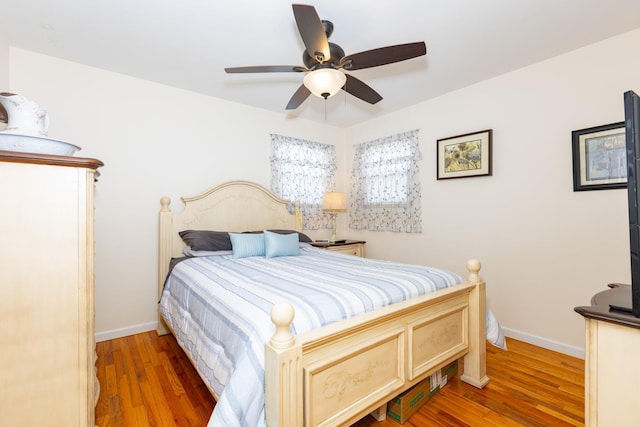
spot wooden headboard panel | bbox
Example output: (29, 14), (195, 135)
(157, 180), (301, 333)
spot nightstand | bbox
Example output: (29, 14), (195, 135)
(310, 240), (366, 257)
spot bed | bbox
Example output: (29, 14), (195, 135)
(157, 180), (497, 427)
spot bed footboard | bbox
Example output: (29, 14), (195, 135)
(265, 259), (489, 427)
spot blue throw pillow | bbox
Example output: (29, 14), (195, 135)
(264, 230), (299, 258)
(229, 232), (265, 259)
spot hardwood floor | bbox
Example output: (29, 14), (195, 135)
(95, 333), (584, 426)
(96, 332), (215, 426)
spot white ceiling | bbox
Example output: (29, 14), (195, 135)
(1, 0), (639, 127)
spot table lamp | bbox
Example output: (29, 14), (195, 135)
(322, 191), (347, 243)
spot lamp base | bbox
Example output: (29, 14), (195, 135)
(329, 212), (338, 243)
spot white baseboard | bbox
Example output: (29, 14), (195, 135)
(95, 322), (586, 360)
(95, 321), (158, 343)
(502, 327), (585, 359)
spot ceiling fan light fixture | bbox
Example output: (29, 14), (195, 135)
(303, 68), (346, 99)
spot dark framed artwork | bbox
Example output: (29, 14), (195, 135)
(572, 122), (626, 191)
(437, 129), (492, 180)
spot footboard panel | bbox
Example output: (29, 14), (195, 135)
(304, 328), (405, 426)
(266, 283), (478, 427)
(409, 300), (468, 380)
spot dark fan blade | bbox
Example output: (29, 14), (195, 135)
(292, 4), (330, 63)
(339, 42), (426, 70)
(343, 74), (382, 105)
(225, 65), (308, 73)
(286, 84), (312, 110)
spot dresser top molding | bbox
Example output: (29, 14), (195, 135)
(575, 284), (640, 329)
(0, 150), (103, 170)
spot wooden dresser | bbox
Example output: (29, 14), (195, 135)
(0, 151), (103, 426)
(575, 284), (640, 427)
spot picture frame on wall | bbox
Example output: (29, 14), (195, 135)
(571, 122), (626, 191)
(437, 129), (492, 180)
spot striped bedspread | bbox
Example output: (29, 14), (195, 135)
(159, 244), (503, 427)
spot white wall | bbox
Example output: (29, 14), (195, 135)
(0, 33), (7, 89)
(8, 48), (345, 339)
(345, 29), (640, 356)
(8, 28), (640, 354)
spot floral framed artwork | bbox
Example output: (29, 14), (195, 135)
(437, 129), (492, 179)
(571, 122), (626, 191)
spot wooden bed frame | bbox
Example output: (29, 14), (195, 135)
(157, 180), (489, 426)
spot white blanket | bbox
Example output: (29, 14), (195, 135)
(160, 245), (504, 427)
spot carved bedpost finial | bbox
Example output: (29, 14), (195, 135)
(466, 259), (482, 283)
(270, 302), (295, 349)
(160, 196), (171, 212)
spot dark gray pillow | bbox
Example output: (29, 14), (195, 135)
(179, 230), (233, 251)
(243, 229), (313, 243)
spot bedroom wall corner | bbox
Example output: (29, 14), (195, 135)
(343, 28), (640, 355)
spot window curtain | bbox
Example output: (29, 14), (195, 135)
(350, 130), (422, 232)
(270, 134), (336, 229)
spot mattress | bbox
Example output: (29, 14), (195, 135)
(159, 244), (504, 426)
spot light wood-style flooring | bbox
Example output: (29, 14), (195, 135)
(95, 333), (584, 426)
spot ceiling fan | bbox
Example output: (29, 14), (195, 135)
(224, 4), (427, 110)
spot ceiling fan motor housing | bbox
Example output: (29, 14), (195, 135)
(321, 20), (334, 38)
(303, 41), (345, 68)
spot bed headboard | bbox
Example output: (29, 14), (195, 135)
(157, 180), (301, 332)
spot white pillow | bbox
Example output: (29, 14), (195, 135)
(182, 247), (232, 257)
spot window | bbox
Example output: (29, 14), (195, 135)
(270, 134), (336, 229)
(350, 130), (422, 232)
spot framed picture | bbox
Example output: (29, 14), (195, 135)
(437, 129), (492, 180)
(572, 122), (626, 191)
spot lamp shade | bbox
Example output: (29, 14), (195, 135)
(303, 69), (347, 99)
(322, 191), (347, 211)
